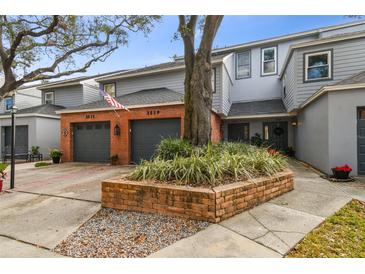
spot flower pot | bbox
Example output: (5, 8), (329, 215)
(52, 156), (61, 164)
(331, 168), (350, 179)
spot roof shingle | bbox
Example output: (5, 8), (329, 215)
(228, 99), (287, 117)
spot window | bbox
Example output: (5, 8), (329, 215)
(44, 92), (54, 104)
(359, 108), (365, 120)
(104, 83), (116, 97)
(261, 46), (277, 76)
(304, 50), (332, 82)
(211, 68), (216, 93)
(264, 125), (269, 140)
(5, 97), (13, 111)
(236, 51), (251, 79)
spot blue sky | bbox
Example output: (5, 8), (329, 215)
(83, 15), (360, 76)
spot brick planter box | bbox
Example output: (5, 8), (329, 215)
(101, 170), (294, 223)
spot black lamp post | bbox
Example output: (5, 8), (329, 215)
(10, 105), (18, 189)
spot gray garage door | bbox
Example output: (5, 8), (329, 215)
(73, 122), (110, 162)
(358, 108), (365, 175)
(131, 118), (181, 163)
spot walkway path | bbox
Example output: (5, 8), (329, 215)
(150, 160), (365, 257)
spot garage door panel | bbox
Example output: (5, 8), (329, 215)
(131, 118), (181, 163)
(73, 122), (110, 162)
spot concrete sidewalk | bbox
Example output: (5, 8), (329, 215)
(150, 160), (365, 257)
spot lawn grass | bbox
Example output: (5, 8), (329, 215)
(287, 199), (365, 258)
(0, 162), (8, 171)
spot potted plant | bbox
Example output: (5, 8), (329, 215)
(50, 149), (63, 164)
(0, 170), (7, 192)
(31, 146), (40, 155)
(331, 164), (352, 179)
(110, 154), (119, 165)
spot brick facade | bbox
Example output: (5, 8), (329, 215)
(101, 170), (294, 222)
(60, 104), (222, 164)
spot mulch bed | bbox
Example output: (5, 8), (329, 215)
(53, 208), (209, 258)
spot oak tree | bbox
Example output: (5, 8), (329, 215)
(0, 15), (160, 97)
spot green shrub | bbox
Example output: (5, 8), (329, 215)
(155, 138), (193, 160)
(35, 162), (51, 168)
(129, 140), (287, 186)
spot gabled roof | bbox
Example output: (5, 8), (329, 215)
(175, 19), (365, 58)
(59, 88), (184, 113)
(95, 55), (226, 82)
(226, 99), (290, 119)
(280, 30), (365, 78)
(0, 104), (65, 118)
(300, 70), (365, 109)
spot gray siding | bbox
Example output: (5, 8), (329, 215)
(114, 70), (185, 96)
(111, 66), (224, 113)
(221, 54), (234, 115)
(230, 35), (316, 103)
(43, 85), (84, 107)
(295, 94), (330, 173)
(213, 64), (222, 113)
(282, 56), (297, 111)
(294, 37), (365, 108)
(82, 79), (101, 104)
(0, 86), (41, 113)
(328, 89), (365, 175)
(35, 116), (61, 158)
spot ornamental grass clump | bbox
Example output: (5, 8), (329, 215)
(129, 139), (287, 187)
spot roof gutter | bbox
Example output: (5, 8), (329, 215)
(222, 112), (297, 120)
(56, 101), (185, 114)
(95, 59), (224, 82)
(300, 83), (365, 109)
(0, 113), (60, 119)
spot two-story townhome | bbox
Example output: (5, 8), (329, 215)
(0, 82), (54, 160)
(57, 19), (365, 176)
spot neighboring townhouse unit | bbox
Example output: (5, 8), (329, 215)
(0, 83), (57, 159)
(57, 19), (365, 176)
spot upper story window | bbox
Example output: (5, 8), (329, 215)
(211, 68), (216, 93)
(104, 83), (116, 97)
(5, 97), (13, 111)
(304, 50), (332, 82)
(236, 51), (251, 79)
(44, 91), (54, 104)
(261, 46), (277, 76)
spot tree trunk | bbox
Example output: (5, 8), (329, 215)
(181, 15), (223, 146)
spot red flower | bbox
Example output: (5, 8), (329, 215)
(333, 164), (352, 172)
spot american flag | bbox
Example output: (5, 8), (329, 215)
(99, 88), (129, 111)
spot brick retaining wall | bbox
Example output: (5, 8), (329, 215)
(101, 170), (294, 223)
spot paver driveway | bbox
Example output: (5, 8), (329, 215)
(0, 162), (133, 257)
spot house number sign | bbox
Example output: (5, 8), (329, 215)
(146, 110), (160, 115)
(85, 114), (96, 119)
(62, 128), (69, 137)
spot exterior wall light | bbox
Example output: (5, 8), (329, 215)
(114, 124), (121, 136)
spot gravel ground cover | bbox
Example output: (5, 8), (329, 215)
(54, 208), (210, 258)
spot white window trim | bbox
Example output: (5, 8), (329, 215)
(304, 50), (332, 82)
(44, 91), (54, 104)
(261, 46), (277, 76)
(211, 68), (216, 93)
(236, 51), (251, 79)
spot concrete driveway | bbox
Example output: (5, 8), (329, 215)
(0, 162), (133, 257)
